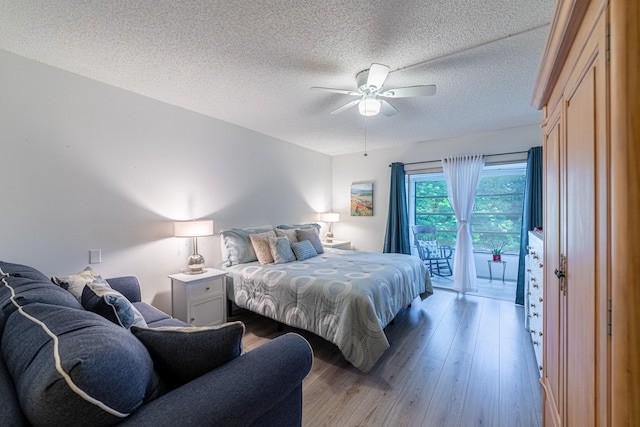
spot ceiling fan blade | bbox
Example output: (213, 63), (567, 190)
(311, 87), (360, 96)
(379, 100), (399, 116)
(366, 63), (390, 89)
(330, 99), (361, 114)
(379, 85), (437, 98)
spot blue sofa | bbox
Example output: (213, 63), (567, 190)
(0, 261), (313, 427)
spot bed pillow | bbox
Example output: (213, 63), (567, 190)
(249, 230), (277, 264)
(277, 223), (321, 234)
(220, 225), (274, 266)
(291, 240), (318, 261)
(131, 322), (244, 389)
(295, 229), (324, 254)
(81, 282), (147, 329)
(51, 266), (105, 301)
(269, 236), (296, 264)
(275, 227), (298, 243)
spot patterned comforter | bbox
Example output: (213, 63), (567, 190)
(223, 249), (433, 372)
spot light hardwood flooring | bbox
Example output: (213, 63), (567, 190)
(231, 289), (542, 427)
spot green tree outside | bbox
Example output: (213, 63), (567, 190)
(414, 174), (525, 253)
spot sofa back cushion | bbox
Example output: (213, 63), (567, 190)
(1, 303), (162, 427)
(0, 355), (29, 426)
(1, 262), (82, 331)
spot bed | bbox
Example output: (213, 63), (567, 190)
(220, 224), (433, 373)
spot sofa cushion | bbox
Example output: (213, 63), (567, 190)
(132, 302), (187, 328)
(1, 263), (82, 331)
(1, 303), (162, 427)
(0, 260), (50, 282)
(81, 282), (147, 329)
(0, 355), (29, 426)
(131, 322), (244, 389)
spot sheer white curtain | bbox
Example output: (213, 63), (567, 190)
(442, 155), (485, 292)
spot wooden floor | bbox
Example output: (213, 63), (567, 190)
(232, 289), (542, 427)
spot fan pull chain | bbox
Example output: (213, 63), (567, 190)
(363, 113), (368, 157)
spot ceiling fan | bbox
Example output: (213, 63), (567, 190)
(311, 63), (436, 117)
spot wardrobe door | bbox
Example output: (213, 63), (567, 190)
(563, 12), (608, 427)
(542, 111), (563, 427)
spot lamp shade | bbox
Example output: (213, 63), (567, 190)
(319, 212), (340, 223)
(174, 220), (214, 237)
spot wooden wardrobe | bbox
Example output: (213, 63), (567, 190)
(532, 0), (639, 425)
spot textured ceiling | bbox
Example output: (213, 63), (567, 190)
(0, 0), (555, 156)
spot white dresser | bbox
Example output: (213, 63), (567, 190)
(169, 268), (227, 327)
(525, 231), (544, 376)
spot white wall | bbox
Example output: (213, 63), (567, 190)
(0, 50), (332, 313)
(331, 125), (542, 252)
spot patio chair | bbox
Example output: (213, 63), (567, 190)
(412, 225), (453, 277)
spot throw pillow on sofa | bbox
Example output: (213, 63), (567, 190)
(52, 267), (146, 329)
(81, 282), (147, 329)
(51, 266), (104, 301)
(131, 321), (245, 389)
(1, 302), (162, 427)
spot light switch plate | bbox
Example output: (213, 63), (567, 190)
(89, 249), (101, 264)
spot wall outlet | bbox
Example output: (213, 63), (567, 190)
(89, 249), (101, 264)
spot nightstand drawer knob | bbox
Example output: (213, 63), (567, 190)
(205, 287), (210, 291)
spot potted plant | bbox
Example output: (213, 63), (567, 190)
(486, 239), (508, 262)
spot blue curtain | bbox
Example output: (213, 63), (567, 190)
(383, 162), (411, 254)
(516, 146), (543, 305)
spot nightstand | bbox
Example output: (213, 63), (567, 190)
(168, 268), (227, 327)
(322, 240), (351, 250)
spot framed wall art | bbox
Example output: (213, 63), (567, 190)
(350, 182), (373, 216)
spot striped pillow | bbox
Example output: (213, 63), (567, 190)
(291, 240), (318, 261)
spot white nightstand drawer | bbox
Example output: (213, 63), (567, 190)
(189, 279), (223, 302)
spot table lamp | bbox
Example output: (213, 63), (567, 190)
(174, 220), (214, 274)
(319, 212), (340, 242)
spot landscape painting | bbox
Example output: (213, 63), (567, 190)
(350, 182), (373, 216)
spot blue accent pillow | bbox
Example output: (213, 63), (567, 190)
(291, 240), (318, 261)
(81, 283), (147, 329)
(131, 322), (245, 389)
(295, 228), (324, 254)
(1, 303), (161, 427)
(269, 236), (296, 264)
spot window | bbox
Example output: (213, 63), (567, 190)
(409, 163), (526, 254)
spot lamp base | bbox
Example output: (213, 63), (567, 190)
(325, 232), (334, 243)
(187, 253), (205, 274)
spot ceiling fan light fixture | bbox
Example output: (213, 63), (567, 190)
(359, 98), (381, 116)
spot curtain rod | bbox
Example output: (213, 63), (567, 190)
(388, 150), (529, 167)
